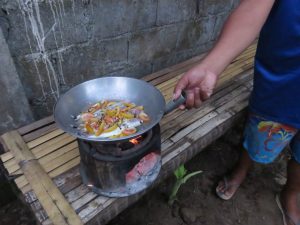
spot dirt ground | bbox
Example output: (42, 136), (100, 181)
(0, 123), (290, 225)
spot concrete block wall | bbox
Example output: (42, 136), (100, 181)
(0, 0), (239, 133)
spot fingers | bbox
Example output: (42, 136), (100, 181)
(173, 76), (188, 100)
(179, 104), (185, 110)
(173, 68), (217, 109)
(185, 90), (195, 109)
(178, 90), (201, 109)
(200, 71), (217, 100)
(194, 88), (202, 108)
(200, 88), (212, 101)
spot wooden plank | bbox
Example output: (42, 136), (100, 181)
(5, 159), (20, 174)
(20, 164), (82, 195)
(21, 184), (33, 194)
(53, 167), (81, 193)
(23, 123), (58, 143)
(65, 184), (90, 203)
(42, 219), (54, 225)
(9, 168), (22, 176)
(18, 116), (54, 135)
(38, 142), (78, 166)
(0, 152), (13, 162)
(78, 197), (112, 223)
(72, 192), (98, 212)
(15, 175), (28, 188)
(20, 167), (82, 197)
(43, 149), (79, 173)
(162, 142), (191, 165)
(48, 157), (80, 178)
(4, 143), (78, 175)
(1, 131), (83, 225)
(1, 132), (35, 162)
(216, 91), (250, 114)
(3, 157), (18, 170)
(187, 105), (248, 143)
(171, 91), (250, 144)
(31, 134), (76, 158)
(27, 129), (65, 149)
(17, 156), (81, 191)
(170, 111), (219, 143)
(24, 190), (37, 204)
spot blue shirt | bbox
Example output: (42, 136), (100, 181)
(249, 0), (300, 128)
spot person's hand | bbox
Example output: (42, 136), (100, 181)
(173, 65), (218, 109)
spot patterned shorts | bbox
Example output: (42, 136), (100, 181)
(243, 113), (300, 164)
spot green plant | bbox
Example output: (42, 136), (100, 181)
(168, 165), (202, 206)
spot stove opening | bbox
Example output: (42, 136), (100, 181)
(118, 135), (143, 151)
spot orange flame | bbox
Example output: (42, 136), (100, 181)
(129, 136), (142, 145)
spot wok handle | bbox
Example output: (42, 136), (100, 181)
(164, 93), (186, 115)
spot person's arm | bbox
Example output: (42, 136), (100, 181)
(174, 0), (275, 109)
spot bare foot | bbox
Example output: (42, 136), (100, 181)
(216, 172), (246, 200)
(280, 191), (300, 225)
(216, 149), (252, 200)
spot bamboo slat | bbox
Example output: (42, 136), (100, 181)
(1, 131), (83, 225)
(18, 116), (54, 135)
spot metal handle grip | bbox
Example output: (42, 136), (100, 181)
(164, 93), (186, 115)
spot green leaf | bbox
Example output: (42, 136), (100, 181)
(174, 165), (187, 179)
(182, 170), (202, 183)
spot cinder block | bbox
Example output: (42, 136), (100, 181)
(152, 41), (214, 72)
(105, 62), (153, 79)
(198, 0), (234, 16)
(128, 25), (178, 63)
(55, 36), (129, 86)
(92, 0), (157, 39)
(211, 12), (230, 41)
(156, 0), (197, 25)
(17, 36), (127, 118)
(176, 18), (214, 52)
(5, 0), (90, 56)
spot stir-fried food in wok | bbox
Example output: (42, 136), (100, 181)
(75, 100), (150, 138)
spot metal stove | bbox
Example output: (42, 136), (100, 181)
(78, 124), (161, 197)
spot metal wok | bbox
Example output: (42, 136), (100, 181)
(54, 76), (185, 142)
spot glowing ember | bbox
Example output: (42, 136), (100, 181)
(126, 152), (159, 184)
(129, 136), (142, 145)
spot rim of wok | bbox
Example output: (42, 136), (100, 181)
(54, 76), (166, 142)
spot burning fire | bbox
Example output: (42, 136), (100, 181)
(129, 136), (142, 145)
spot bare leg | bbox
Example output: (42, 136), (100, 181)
(280, 159), (300, 225)
(216, 149), (253, 199)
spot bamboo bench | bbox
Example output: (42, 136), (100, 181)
(0, 42), (256, 225)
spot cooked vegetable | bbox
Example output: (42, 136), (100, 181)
(138, 112), (150, 122)
(77, 100), (150, 138)
(122, 127), (137, 136)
